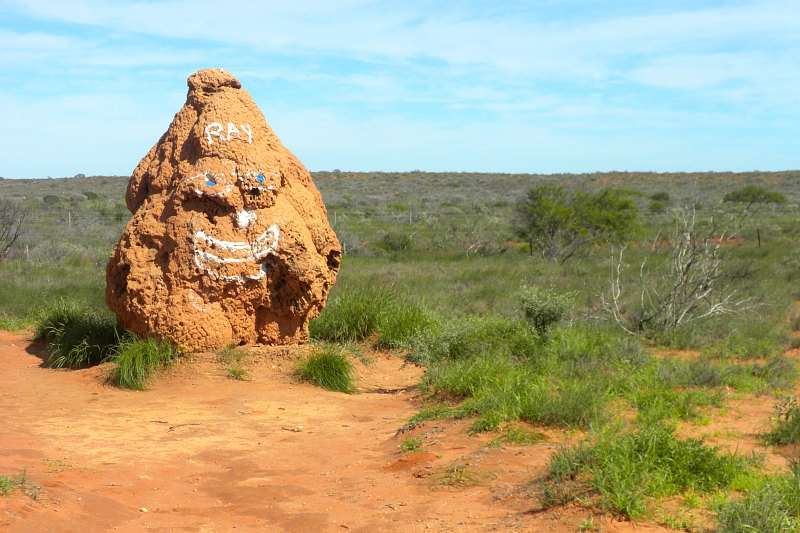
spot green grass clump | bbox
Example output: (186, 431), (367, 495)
(766, 407), (800, 446)
(310, 285), (433, 349)
(110, 337), (178, 390)
(419, 322), (645, 431)
(296, 345), (355, 393)
(0, 473), (26, 496)
(717, 466), (800, 532)
(399, 436), (423, 452)
(409, 315), (539, 365)
(703, 324), (784, 360)
(35, 300), (120, 369)
(489, 426), (545, 447)
(227, 365), (249, 381)
(542, 424), (751, 519)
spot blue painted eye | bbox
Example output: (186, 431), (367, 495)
(256, 173), (265, 183)
(205, 173), (217, 186)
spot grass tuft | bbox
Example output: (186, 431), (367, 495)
(310, 285), (433, 349)
(766, 405), (800, 446)
(541, 424), (752, 518)
(110, 337), (178, 390)
(36, 300), (120, 369)
(0, 472), (26, 497)
(717, 466), (800, 532)
(296, 345), (355, 393)
(399, 436), (423, 452)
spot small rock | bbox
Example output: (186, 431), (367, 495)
(139, 507), (148, 513)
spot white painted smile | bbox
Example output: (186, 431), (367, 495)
(192, 224), (280, 283)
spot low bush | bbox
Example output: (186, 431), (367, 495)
(110, 337), (178, 390)
(35, 301), (120, 369)
(379, 231), (413, 252)
(296, 345), (355, 393)
(541, 424), (751, 518)
(519, 286), (574, 335)
(717, 466), (800, 532)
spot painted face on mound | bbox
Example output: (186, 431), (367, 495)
(174, 167), (285, 284)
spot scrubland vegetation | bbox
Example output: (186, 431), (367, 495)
(2, 170), (800, 528)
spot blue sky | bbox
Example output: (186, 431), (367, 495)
(0, 0), (798, 177)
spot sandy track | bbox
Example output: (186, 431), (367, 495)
(0, 331), (666, 532)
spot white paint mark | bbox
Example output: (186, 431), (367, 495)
(205, 122), (224, 144)
(236, 210), (256, 229)
(192, 224), (280, 284)
(227, 122), (241, 141)
(240, 123), (253, 144)
(194, 230), (252, 252)
(204, 122), (252, 145)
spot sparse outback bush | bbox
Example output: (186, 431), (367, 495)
(723, 185), (787, 207)
(519, 286), (574, 335)
(604, 208), (755, 337)
(513, 184), (639, 262)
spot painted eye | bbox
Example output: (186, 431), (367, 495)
(205, 173), (217, 187)
(256, 173), (265, 183)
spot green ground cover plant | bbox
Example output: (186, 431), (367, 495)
(296, 345), (355, 393)
(717, 465), (800, 532)
(541, 424), (754, 519)
(35, 300), (120, 369)
(110, 337), (179, 390)
(309, 284), (433, 348)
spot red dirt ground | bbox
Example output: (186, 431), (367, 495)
(0, 331), (675, 532)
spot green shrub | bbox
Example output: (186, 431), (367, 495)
(542, 424), (751, 518)
(35, 301), (120, 369)
(717, 467), (800, 532)
(723, 185), (787, 206)
(110, 337), (178, 390)
(378, 231), (413, 252)
(650, 191), (670, 203)
(296, 345), (355, 393)
(519, 286), (574, 335)
(513, 184), (640, 261)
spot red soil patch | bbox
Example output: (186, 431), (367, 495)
(0, 331), (669, 532)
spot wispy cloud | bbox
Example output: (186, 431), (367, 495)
(0, 0), (797, 175)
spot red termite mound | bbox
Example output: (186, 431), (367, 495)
(106, 68), (341, 351)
